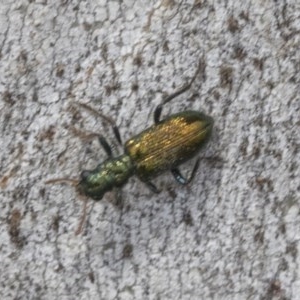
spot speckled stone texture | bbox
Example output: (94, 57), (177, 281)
(0, 1), (299, 299)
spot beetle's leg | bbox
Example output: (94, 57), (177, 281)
(70, 126), (113, 158)
(171, 158), (200, 185)
(144, 181), (160, 193)
(98, 135), (113, 157)
(113, 188), (123, 207)
(154, 104), (163, 124)
(112, 126), (122, 145)
(76, 103), (122, 145)
(154, 60), (204, 124)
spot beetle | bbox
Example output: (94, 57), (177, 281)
(46, 62), (214, 202)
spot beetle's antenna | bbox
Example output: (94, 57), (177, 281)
(45, 178), (79, 186)
(45, 178), (91, 235)
(75, 196), (89, 235)
(76, 102), (115, 125)
(69, 126), (100, 141)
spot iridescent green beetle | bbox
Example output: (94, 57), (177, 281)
(47, 63), (213, 201)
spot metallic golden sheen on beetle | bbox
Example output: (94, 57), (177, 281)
(78, 110), (213, 200)
(126, 111), (213, 181)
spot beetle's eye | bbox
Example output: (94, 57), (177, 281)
(80, 170), (90, 181)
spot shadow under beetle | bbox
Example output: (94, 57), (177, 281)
(46, 62), (214, 201)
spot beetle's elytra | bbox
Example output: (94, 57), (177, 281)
(47, 63), (214, 201)
(126, 111), (213, 182)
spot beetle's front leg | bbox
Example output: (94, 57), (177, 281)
(98, 135), (113, 157)
(70, 126), (114, 158)
(76, 102), (122, 145)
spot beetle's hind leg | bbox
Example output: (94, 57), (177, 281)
(171, 158), (200, 185)
(154, 60), (204, 124)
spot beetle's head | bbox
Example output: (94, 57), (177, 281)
(77, 166), (110, 201)
(77, 155), (133, 201)
(77, 166), (112, 200)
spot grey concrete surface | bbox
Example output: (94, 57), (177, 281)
(0, 1), (299, 299)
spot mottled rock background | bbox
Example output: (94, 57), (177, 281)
(0, 1), (299, 299)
